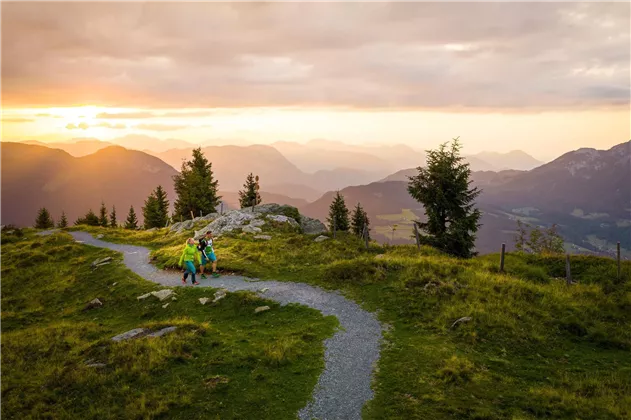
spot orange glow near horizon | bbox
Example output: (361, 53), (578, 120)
(2, 105), (629, 161)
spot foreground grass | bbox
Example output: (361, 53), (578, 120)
(1, 230), (337, 419)
(76, 223), (631, 419)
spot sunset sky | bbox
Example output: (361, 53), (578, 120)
(2, 2), (629, 160)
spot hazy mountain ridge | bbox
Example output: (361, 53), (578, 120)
(1, 143), (178, 226)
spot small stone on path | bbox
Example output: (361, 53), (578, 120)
(259, 287), (269, 293)
(111, 328), (148, 342)
(255, 306), (270, 313)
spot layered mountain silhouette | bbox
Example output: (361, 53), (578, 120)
(1, 143), (178, 226)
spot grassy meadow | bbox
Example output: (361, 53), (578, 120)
(3, 220), (631, 419)
(0, 228), (337, 420)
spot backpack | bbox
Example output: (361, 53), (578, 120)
(198, 238), (207, 252)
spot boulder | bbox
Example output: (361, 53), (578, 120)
(194, 210), (258, 239)
(151, 289), (175, 301)
(314, 235), (329, 243)
(301, 216), (327, 235)
(91, 257), (112, 268)
(111, 328), (148, 342)
(213, 289), (227, 303)
(266, 214), (299, 227)
(147, 326), (177, 337)
(242, 225), (263, 234)
(84, 298), (103, 310)
(255, 306), (270, 313)
(253, 235), (272, 241)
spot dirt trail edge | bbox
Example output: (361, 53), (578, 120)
(69, 231), (383, 420)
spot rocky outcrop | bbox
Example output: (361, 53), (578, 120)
(301, 216), (327, 235)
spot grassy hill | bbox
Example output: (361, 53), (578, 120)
(3, 218), (630, 419)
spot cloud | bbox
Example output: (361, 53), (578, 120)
(136, 124), (187, 131)
(2, 117), (34, 123)
(96, 112), (157, 119)
(66, 122), (89, 130)
(2, 2), (629, 110)
(96, 122), (127, 129)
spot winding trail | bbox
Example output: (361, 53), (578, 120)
(69, 231), (383, 420)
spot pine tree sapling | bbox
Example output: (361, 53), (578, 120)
(173, 148), (221, 220)
(57, 211), (68, 228)
(75, 209), (100, 226)
(110, 206), (117, 228)
(125, 206), (139, 229)
(238, 173), (262, 209)
(351, 202), (370, 239)
(327, 191), (350, 233)
(407, 137), (482, 258)
(34, 207), (55, 229)
(98, 201), (109, 227)
(143, 186), (169, 229)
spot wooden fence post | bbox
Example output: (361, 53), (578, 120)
(617, 242), (621, 281)
(200, 210), (202, 218)
(500, 243), (506, 272)
(364, 225), (369, 249)
(333, 219), (336, 239)
(190, 210), (194, 220)
(220, 202), (223, 215)
(413, 223), (421, 250)
(565, 254), (572, 285)
(180, 215), (183, 223)
(252, 198), (255, 212)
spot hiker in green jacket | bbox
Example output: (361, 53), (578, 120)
(179, 237), (201, 285)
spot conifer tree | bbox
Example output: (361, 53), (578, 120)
(408, 137), (481, 258)
(57, 211), (68, 228)
(143, 186), (169, 229)
(351, 202), (370, 239)
(124, 206), (139, 229)
(173, 148), (221, 219)
(34, 207), (54, 229)
(238, 173), (262, 209)
(75, 209), (100, 226)
(98, 201), (109, 227)
(110, 206), (117, 228)
(327, 191), (350, 232)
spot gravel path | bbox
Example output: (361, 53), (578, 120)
(67, 231), (383, 420)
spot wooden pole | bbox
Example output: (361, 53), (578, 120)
(364, 225), (369, 249)
(565, 254), (572, 285)
(500, 243), (506, 272)
(413, 223), (421, 250)
(190, 210), (194, 220)
(333, 219), (336, 239)
(200, 210), (202, 218)
(617, 241), (621, 281)
(220, 202), (223, 215)
(180, 215), (183, 223)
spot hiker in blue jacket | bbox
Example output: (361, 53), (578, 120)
(198, 231), (219, 278)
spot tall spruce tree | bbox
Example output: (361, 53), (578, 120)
(57, 211), (68, 228)
(173, 148), (221, 219)
(75, 209), (100, 226)
(98, 201), (109, 227)
(125, 206), (139, 229)
(238, 173), (261, 209)
(351, 202), (370, 239)
(327, 191), (350, 232)
(407, 137), (481, 258)
(34, 207), (54, 229)
(110, 206), (117, 228)
(143, 186), (169, 229)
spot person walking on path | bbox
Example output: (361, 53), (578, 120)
(198, 231), (220, 278)
(179, 237), (201, 285)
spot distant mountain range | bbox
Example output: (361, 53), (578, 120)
(1, 143), (178, 227)
(3, 138), (627, 256)
(303, 141), (630, 255)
